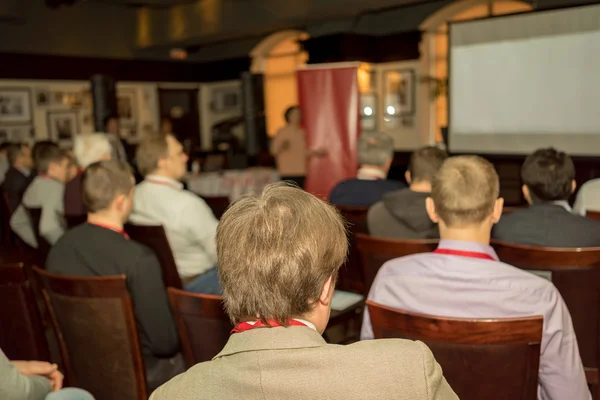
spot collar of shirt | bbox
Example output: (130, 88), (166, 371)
(244, 318), (317, 331)
(437, 239), (499, 261)
(552, 200), (572, 212)
(357, 166), (386, 180)
(16, 166), (30, 176)
(144, 174), (184, 190)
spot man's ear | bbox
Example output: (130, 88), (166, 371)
(405, 170), (412, 185)
(426, 197), (439, 223)
(522, 185), (532, 204)
(319, 276), (334, 306)
(571, 179), (577, 194)
(492, 197), (504, 224)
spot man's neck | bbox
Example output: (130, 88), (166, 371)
(439, 224), (492, 246)
(148, 171), (178, 181)
(409, 181), (431, 193)
(357, 165), (387, 180)
(87, 212), (124, 230)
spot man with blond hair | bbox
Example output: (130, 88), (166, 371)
(150, 183), (457, 400)
(362, 156), (589, 400)
(64, 133), (112, 218)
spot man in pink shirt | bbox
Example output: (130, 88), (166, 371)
(362, 155), (590, 400)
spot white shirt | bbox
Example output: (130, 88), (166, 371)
(129, 175), (218, 278)
(573, 178), (600, 216)
(357, 166), (386, 180)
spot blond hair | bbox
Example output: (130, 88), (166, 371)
(431, 156), (499, 227)
(135, 133), (168, 177)
(217, 183), (348, 325)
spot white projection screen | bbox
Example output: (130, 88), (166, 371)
(449, 4), (600, 155)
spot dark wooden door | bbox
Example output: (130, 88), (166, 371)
(158, 89), (201, 151)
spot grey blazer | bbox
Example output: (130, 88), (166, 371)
(0, 349), (51, 400)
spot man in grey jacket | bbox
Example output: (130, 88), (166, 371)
(0, 348), (93, 400)
(10, 142), (70, 248)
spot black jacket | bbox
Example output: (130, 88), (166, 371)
(368, 189), (439, 239)
(493, 203), (600, 248)
(329, 179), (406, 208)
(2, 166), (33, 211)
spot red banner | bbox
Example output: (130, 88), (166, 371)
(297, 65), (360, 198)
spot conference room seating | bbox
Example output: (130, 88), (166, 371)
(124, 223), (183, 289)
(200, 195), (230, 219)
(586, 210), (600, 221)
(24, 207), (50, 267)
(65, 214), (87, 229)
(367, 300), (542, 400)
(356, 233), (438, 295)
(491, 240), (600, 387)
(167, 288), (231, 368)
(502, 206), (523, 214)
(0, 263), (50, 361)
(336, 206), (369, 294)
(34, 267), (148, 400)
(0, 191), (15, 246)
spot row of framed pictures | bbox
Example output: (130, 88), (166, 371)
(0, 110), (79, 143)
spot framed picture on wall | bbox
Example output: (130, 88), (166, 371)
(0, 126), (34, 143)
(117, 89), (137, 127)
(0, 88), (32, 125)
(47, 111), (79, 142)
(383, 69), (415, 116)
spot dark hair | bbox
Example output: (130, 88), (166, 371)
(103, 115), (117, 130)
(35, 142), (67, 173)
(408, 146), (448, 183)
(83, 160), (134, 213)
(32, 140), (54, 166)
(6, 143), (28, 166)
(0, 142), (12, 153)
(521, 148), (575, 202)
(284, 106), (300, 123)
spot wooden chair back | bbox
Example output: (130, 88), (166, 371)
(124, 223), (182, 289)
(491, 239), (600, 385)
(65, 214), (87, 229)
(23, 207), (50, 266)
(502, 206), (523, 214)
(367, 301), (542, 400)
(586, 210), (600, 221)
(34, 267), (147, 400)
(200, 196), (230, 219)
(0, 263), (50, 361)
(0, 190), (14, 245)
(336, 206), (369, 294)
(356, 233), (438, 295)
(167, 288), (231, 368)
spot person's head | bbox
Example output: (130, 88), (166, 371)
(7, 143), (33, 169)
(521, 147), (575, 204)
(0, 142), (11, 157)
(83, 160), (135, 222)
(406, 146), (448, 188)
(217, 183), (348, 333)
(31, 140), (54, 169)
(160, 118), (173, 135)
(73, 133), (112, 169)
(35, 142), (71, 183)
(136, 133), (188, 180)
(103, 116), (119, 135)
(284, 106), (301, 126)
(358, 132), (394, 174)
(65, 152), (78, 181)
(426, 156), (503, 240)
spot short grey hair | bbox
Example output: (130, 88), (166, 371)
(358, 132), (394, 167)
(73, 133), (112, 169)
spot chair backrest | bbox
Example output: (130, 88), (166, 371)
(491, 239), (600, 383)
(0, 263), (50, 361)
(356, 233), (438, 295)
(367, 300), (542, 400)
(23, 206), (50, 266)
(200, 196), (230, 219)
(124, 223), (182, 289)
(65, 214), (87, 229)
(502, 206), (524, 214)
(34, 267), (147, 400)
(167, 288), (231, 368)
(336, 206), (369, 294)
(586, 210), (600, 221)
(0, 190), (13, 243)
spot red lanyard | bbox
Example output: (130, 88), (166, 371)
(88, 222), (130, 240)
(145, 178), (180, 189)
(231, 319), (309, 334)
(433, 248), (495, 261)
(38, 173), (52, 180)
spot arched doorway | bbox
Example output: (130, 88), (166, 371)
(419, 0), (533, 143)
(250, 30), (309, 137)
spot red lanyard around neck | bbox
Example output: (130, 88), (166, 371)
(145, 178), (180, 189)
(38, 173), (52, 180)
(433, 248), (495, 261)
(231, 319), (308, 334)
(88, 222), (130, 240)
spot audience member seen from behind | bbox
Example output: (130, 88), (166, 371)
(362, 156), (589, 400)
(0, 142), (11, 184)
(0, 348), (94, 400)
(329, 132), (405, 207)
(574, 177), (600, 216)
(150, 183), (457, 400)
(64, 133), (112, 218)
(104, 116), (127, 162)
(10, 143), (69, 248)
(368, 146), (447, 239)
(270, 106), (326, 189)
(45, 160), (183, 392)
(130, 133), (219, 294)
(493, 147), (600, 247)
(2, 142), (34, 211)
